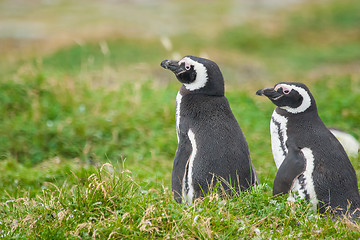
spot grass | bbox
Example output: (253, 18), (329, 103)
(2, 163), (360, 239)
(1, 70), (360, 238)
(1, 0), (360, 238)
(41, 39), (167, 73)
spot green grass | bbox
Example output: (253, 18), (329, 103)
(1, 70), (360, 238)
(41, 39), (167, 73)
(1, 0), (360, 238)
(1, 162), (360, 239)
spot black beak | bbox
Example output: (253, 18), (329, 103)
(256, 88), (283, 100)
(161, 59), (178, 70)
(256, 88), (267, 96)
(161, 59), (185, 75)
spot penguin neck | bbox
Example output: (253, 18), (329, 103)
(179, 84), (224, 97)
(275, 105), (319, 120)
(278, 93), (318, 115)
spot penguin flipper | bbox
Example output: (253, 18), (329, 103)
(172, 136), (192, 203)
(273, 144), (306, 196)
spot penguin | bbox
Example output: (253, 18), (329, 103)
(161, 55), (259, 204)
(256, 82), (360, 217)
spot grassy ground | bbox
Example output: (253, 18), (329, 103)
(1, 0), (360, 238)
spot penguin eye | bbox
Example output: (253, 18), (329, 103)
(185, 65), (191, 71)
(280, 86), (291, 95)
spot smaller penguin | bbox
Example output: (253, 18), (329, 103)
(256, 82), (360, 218)
(161, 55), (259, 204)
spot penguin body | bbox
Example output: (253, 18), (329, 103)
(161, 56), (258, 203)
(257, 82), (360, 216)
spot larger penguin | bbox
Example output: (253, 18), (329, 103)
(256, 82), (360, 217)
(161, 55), (258, 204)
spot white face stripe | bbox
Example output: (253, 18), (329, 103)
(277, 84), (312, 114)
(175, 91), (182, 143)
(182, 129), (197, 204)
(179, 57), (208, 91)
(270, 110), (288, 169)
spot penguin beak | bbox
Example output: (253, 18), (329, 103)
(161, 59), (186, 76)
(256, 88), (283, 100)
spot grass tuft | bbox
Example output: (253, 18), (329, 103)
(2, 164), (359, 239)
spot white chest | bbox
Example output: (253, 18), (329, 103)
(175, 91), (182, 143)
(270, 110), (288, 169)
(293, 148), (318, 210)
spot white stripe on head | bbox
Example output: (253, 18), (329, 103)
(179, 57), (208, 91)
(277, 84), (312, 114)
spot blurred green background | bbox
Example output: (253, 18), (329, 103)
(1, 0), (360, 197)
(1, 0), (360, 238)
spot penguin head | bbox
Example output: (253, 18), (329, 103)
(161, 55), (224, 96)
(256, 82), (316, 114)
